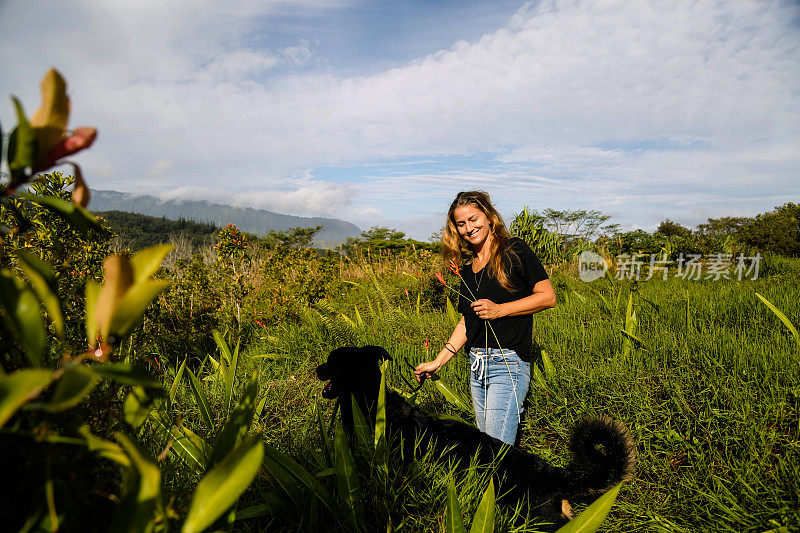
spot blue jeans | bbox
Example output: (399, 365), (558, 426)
(469, 348), (531, 445)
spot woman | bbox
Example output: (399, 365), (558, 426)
(414, 191), (556, 445)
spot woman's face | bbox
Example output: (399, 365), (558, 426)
(453, 204), (491, 249)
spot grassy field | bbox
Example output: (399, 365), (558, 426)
(140, 253), (800, 532)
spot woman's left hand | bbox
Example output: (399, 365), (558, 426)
(471, 299), (504, 320)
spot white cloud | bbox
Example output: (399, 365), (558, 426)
(147, 159), (175, 178)
(155, 181), (355, 217)
(0, 0), (797, 229)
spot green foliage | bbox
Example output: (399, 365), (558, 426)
(100, 210), (217, 251)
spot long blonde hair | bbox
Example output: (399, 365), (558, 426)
(442, 191), (517, 291)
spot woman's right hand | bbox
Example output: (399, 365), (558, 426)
(414, 360), (442, 382)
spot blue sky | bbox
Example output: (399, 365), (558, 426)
(1, 0), (798, 239)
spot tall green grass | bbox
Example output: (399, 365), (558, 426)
(140, 257), (799, 531)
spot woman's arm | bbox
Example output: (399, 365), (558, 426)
(470, 279), (556, 320)
(414, 316), (467, 381)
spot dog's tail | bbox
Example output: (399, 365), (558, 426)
(565, 415), (636, 493)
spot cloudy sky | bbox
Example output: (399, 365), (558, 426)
(1, 0), (798, 239)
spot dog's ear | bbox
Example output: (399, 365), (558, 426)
(362, 345), (392, 362)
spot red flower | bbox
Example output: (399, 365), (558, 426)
(448, 258), (460, 276)
(423, 338), (430, 350)
(435, 272), (445, 285)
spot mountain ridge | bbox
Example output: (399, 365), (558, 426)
(89, 189), (361, 247)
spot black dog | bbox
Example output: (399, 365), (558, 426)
(316, 345), (636, 528)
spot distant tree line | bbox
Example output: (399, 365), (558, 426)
(98, 210), (218, 250)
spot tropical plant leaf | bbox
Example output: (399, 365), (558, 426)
(0, 270), (47, 366)
(185, 367), (215, 432)
(208, 371), (259, 469)
(532, 364), (547, 388)
(15, 250), (63, 338)
(78, 425), (130, 467)
(19, 192), (101, 233)
(182, 436), (264, 533)
(30, 68), (70, 153)
(46, 365), (99, 411)
(541, 349), (555, 379)
(109, 279), (171, 339)
(130, 244), (173, 284)
(469, 478), (495, 533)
(261, 441), (335, 514)
(375, 360), (388, 448)
(350, 395), (372, 451)
(755, 292), (800, 347)
(334, 425), (364, 525)
(433, 376), (471, 413)
(169, 358), (187, 405)
(85, 279), (101, 348)
(7, 97), (38, 186)
(92, 363), (160, 388)
(150, 409), (207, 473)
(124, 386), (156, 429)
(446, 297), (461, 327)
(446, 476), (466, 533)
(0, 368), (53, 427)
(555, 483), (622, 533)
(112, 433), (163, 533)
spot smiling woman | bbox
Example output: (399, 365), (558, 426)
(414, 190), (556, 445)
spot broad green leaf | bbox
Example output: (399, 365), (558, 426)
(350, 395), (372, 451)
(130, 244), (173, 284)
(182, 436), (264, 533)
(16, 250), (63, 337)
(109, 279), (171, 339)
(375, 360), (388, 447)
(46, 365), (99, 411)
(8, 97), (38, 185)
(445, 297), (461, 327)
(555, 483), (622, 533)
(169, 358), (187, 404)
(19, 193), (101, 233)
(541, 350), (555, 379)
(30, 69), (69, 154)
(113, 433), (163, 533)
(618, 328), (648, 348)
(533, 364), (547, 388)
(261, 441), (335, 514)
(446, 477), (466, 533)
(185, 367), (215, 432)
(0, 369), (53, 427)
(469, 478), (495, 533)
(334, 425), (364, 525)
(235, 503), (272, 520)
(433, 376), (471, 413)
(150, 409), (207, 473)
(92, 363), (160, 388)
(85, 280), (101, 348)
(0, 271), (47, 366)
(756, 292), (800, 348)
(78, 425), (130, 467)
(124, 386), (156, 429)
(208, 371), (259, 469)
(94, 255), (133, 342)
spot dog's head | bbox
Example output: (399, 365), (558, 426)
(316, 345), (392, 400)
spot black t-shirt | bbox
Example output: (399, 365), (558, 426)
(457, 237), (549, 362)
